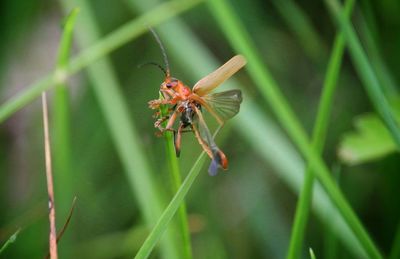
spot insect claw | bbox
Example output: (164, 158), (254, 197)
(152, 111), (160, 118)
(173, 131), (181, 157)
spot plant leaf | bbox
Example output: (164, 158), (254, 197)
(338, 112), (398, 165)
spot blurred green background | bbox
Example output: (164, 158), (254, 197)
(0, 0), (399, 258)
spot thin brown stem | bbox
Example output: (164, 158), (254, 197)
(41, 92), (58, 259)
(56, 196), (76, 243)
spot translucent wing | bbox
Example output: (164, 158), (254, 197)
(192, 106), (228, 176)
(193, 55), (247, 96)
(203, 89), (242, 122)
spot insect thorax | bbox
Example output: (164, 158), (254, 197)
(180, 100), (201, 127)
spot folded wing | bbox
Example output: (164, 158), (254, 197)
(193, 55), (246, 96)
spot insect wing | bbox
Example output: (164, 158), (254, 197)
(193, 55), (247, 96)
(202, 89), (242, 122)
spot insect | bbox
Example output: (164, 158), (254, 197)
(146, 29), (246, 176)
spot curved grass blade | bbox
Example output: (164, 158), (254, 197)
(0, 229), (21, 255)
(135, 143), (210, 258)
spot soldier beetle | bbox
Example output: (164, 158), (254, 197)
(146, 29), (246, 176)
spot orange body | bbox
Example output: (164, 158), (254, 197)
(146, 30), (246, 175)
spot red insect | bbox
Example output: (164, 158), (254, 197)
(147, 29), (246, 175)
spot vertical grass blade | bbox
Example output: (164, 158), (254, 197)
(325, 0), (400, 148)
(53, 7), (79, 220)
(42, 92), (58, 259)
(287, 0), (355, 258)
(271, 0), (327, 64)
(206, 0), (382, 258)
(357, 11), (398, 95)
(389, 222), (400, 259)
(159, 95), (192, 259)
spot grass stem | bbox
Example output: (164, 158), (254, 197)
(287, 0), (355, 258)
(41, 91), (58, 259)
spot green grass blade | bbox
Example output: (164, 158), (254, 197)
(207, 0), (382, 258)
(159, 95), (192, 259)
(358, 4), (398, 96)
(325, 0), (400, 149)
(0, 229), (21, 254)
(0, 0), (203, 124)
(323, 164), (341, 259)
(53, 7), (79, 218)
(309, 248), (317, 259)
(389, 222), (400, 259)
(135, 151), (207, 259)
(271, 0), (327, 64)
(287, 0), (355, 258)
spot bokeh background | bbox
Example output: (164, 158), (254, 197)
(1, 0), (399, 258)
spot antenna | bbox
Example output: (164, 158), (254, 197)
(137, 61), (168, 77)
(149, 27), (170, 77)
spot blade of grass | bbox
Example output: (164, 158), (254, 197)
(206, 0), (382, 258)
(389, 222), (400, 259)
(0, 0), (204, 124)
(323, 164), (341, 259)
(309, 248), (317, 259)
(357, 10), (398, 96)
(53, 7), (79, 222)
(126, 1), (366, 256)
(0, 229), (21, 254)
(324, 0), (400, 148)
(287, 0), (355, 258)
(58, 1), (201, 258)
(135, 147), (208, 259)
(159, 93), (192, 259)
(271, 0), (327, 64)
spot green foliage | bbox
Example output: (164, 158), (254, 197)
(0, 229), (20, 255)
(309, 248), (317, 259)
(338, 113), (397, 165)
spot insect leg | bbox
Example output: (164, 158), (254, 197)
(174, 122), (185, 157)
(165, 109), (179, 130)
(191, 123), (214, 160)
(154, 109), (178, 135)
(154, 115), (169, 129)
(192, 104), (228, 175)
